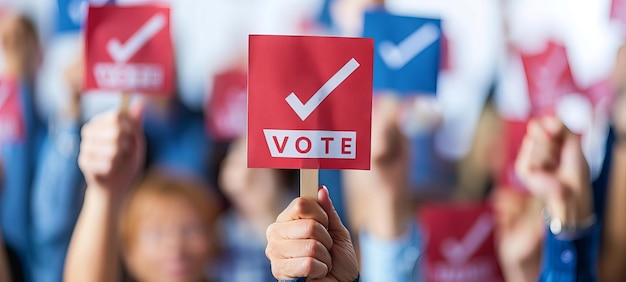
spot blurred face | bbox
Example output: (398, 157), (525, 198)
(124, 195), (210, 282)
(219, 137), (282, 216)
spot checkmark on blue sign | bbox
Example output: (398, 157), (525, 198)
(363, 10), (441, 95)
(55, 0), (114, 34)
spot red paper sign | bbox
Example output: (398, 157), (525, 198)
(420, 202), (504, 282)
(496, 120), (528, 192)
(612, 0), (626, 26)
(206, 70), (248, 141)
(521, 41), (579, 117)
(248, 35), (373, 169)
(84, 5), (174, 95)
(0, 77), (25, 142)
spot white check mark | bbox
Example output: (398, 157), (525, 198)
(286, 58), (360, 121)
(379, 23), (439, 70)
(440, 213), (493, 264)
(0, 82), (10, 110)
(106, 13), (166, 63)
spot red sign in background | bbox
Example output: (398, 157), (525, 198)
(520, 41), (579, 117)
(206, 69), (248, 141)
(0, 77), (24, 142)
(84, 5), (174, 95)
(247, 35), (373, 170)
(420, 202), (504, 282)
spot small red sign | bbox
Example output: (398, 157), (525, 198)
(612, 0), (626, 27)
(521, 41), (579, 117)
(206, 69), (248, 141)
(84, 5), (174, 95)
(420, 202), (504, 282)
(0, 77), (25, 142)
(247, 35), (373, 170)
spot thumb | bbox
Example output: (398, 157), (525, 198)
(317, 186), (347, 233)
(128, 101), (145, 129)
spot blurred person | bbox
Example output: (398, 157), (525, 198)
(65, 107), (222, 282)
(515, 117), (597, 281)
(1, 229), (10, 282)
(342, 95), (421, 281)
(0, 12), (84, 282)
(212, 136), (296, 281)
(599, 43), (626, 281)
(266, 116), (598, 282)
(29, 41), (84, 282)
(0, 12), (80, 281)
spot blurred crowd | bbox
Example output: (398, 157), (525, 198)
(0, 0), (625, 281)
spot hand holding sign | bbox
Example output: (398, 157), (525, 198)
(265, 187), (358, 281)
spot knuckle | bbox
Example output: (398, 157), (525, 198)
(291, 198), (308, 215)
(303, 219), (317, 238)
(302, 257), (316, 276)
(304, 239), (318, 257)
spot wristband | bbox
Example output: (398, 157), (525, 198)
(542, 208), (596, 240)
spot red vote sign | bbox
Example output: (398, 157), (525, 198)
(520, 41), (579, 117)
(420, 202), (504, 282)
(84, 5), (174, 95)
(248, 35), (373, 169)
(206, 69), (248, 141)
(0, 77), (25, 142)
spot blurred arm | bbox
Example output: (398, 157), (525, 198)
(64, 108), (145, 282)
(600, 135), (626, 280)
(0, 233), (10, 282)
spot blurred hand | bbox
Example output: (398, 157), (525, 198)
(78, 105), (145, 196)
(515, 117), (593, 226)
(265, 187), (358, 281)
(493, 189), (544, 282)
(343, 95), (412, 238)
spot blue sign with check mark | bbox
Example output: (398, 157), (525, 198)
(56, 0), (114, 34)
(363, 10), (441, 95)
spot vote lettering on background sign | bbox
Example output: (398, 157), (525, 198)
(206, 69), (248, 141)
(84, 5), (174, 95)
(363, 10), (441, 95)
(247, 35), (373, 170)
(0, 77), (25, 142)
(520, 41), (579, 117)
(420, 202), (504, 282)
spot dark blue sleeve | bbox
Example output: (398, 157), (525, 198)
(539, 225), (598, 282)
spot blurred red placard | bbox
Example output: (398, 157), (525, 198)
(0, 77), (24, 142)
(247, 35), (373, 169)
(420, 202), (504, 282)
(612, 0), (626, 26)
(521, 41), (579, 117)
(206, 70), (247, 141)
(84, 5), (174, 95)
